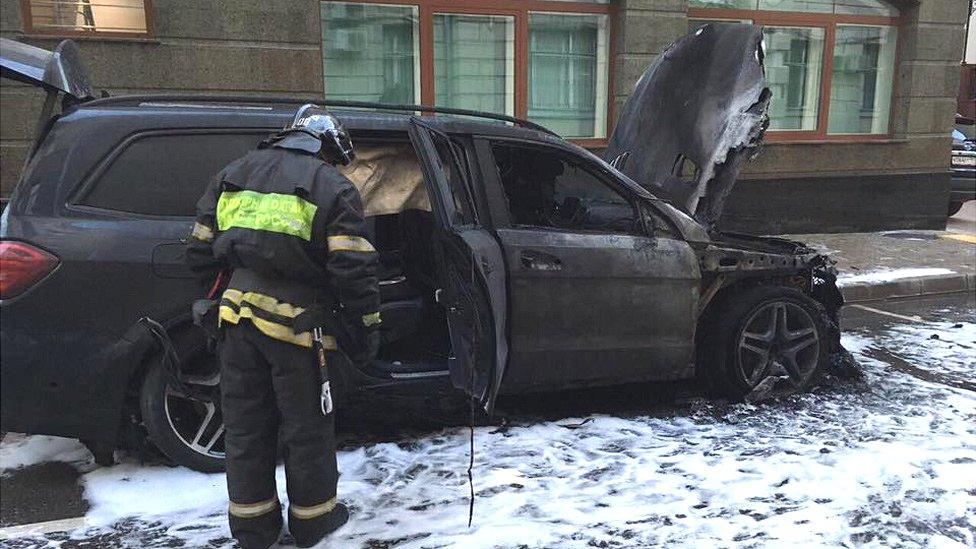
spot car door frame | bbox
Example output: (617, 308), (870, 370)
(472, 135), (702, 392)
(407, 118), (509, 412)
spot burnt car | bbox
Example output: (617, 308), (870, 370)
(1, 26), (851, 473)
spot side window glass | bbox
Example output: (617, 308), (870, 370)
(79, 133), (265, 217)
(490, 142), (637, 234)
(426, 131), (477, 226)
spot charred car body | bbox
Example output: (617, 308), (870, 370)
(0, 26), (853, 472)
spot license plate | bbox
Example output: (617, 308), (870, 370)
(952, 155), (976, 167)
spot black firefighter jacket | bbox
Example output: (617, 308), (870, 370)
(185, 138), (380, 349)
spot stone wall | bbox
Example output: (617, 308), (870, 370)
(610, 0), (688, 129)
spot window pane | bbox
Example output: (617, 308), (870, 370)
(82, 133), (265, 217)
(688, 18), (754, 33)
(689, 0), (759, 9)
(692, 0), (898, 15)
(758, 0), (833, 13)
(528, 13), (609, 138)
(491, 142), (635, 234)
(434, 14), (515, 115)
(760, 0), (900, 15)
(828, 25), (897, 134)
(763, 26), (824, 131)
(832, 0), (899, 16)
(29, 0), (147, 33)
(429, 132), (476, 225)
(321, 2), (420, 104)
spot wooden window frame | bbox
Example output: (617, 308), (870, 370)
(321, 0), (615, 146)
(689, 6), (903, 142)
(20, 0), (156, 39)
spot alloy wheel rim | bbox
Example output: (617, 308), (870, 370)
(163, 373), (226, 460)
(736, 301), (820, 388)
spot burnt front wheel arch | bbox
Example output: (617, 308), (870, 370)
(698, 285), (829, 400)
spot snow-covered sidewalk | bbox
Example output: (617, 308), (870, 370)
(2, 322), (975, 548)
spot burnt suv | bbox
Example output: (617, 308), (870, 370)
(1, 28), (850, 472)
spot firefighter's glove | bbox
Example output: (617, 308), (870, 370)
(338, 310), (381, 369)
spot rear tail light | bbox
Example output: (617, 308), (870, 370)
(0, 240), (59, 300)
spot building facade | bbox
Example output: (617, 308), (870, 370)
(0, 0), (968, 232)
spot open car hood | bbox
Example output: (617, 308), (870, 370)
(0, 38), (94, 101)
(605, 23), (770, 229)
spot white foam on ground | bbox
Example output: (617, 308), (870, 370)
(81, 463), (229, 527)
(875, 320), (976, 381)
(0, 434), (91, 473)
(3, 324), (975, 548)
(836, 268), (956, 287)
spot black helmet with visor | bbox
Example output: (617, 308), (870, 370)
(272, 104), (355, 165)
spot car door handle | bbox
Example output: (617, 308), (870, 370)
(520, 250), (562, 271)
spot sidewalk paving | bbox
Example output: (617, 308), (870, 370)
(783, 223), (976, 302)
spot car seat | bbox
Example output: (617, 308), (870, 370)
(364, 211), (436, 346)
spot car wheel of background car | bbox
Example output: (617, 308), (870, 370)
(139, 336), (225, 473)
(948, 201), (964, 217)
(699, 285), (828, 400)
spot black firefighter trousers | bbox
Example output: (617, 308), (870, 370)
(220, 321), (343, 549)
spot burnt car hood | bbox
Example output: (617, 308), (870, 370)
(0, 38), (94, 101)
(605, 23), (770, 229)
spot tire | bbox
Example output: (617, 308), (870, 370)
(139, 336), (226, 473)
(699, 285), (828, 400)
(948, 201), (964, 217)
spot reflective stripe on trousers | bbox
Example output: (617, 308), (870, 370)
(289, 497), (338, 520)
(229, 497), (280, 519)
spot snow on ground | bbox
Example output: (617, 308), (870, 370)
(836, 268), (957, 287)
(2, 321), (975, 548)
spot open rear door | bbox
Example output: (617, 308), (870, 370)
(407, 118), (508, 412)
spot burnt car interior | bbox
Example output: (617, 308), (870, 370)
(491, 143), (637, 234)
(344, 137), (451, 377)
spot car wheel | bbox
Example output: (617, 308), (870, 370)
(948, 201), (964, 217)
(699, 286), (828, 400)
(139, 342), (226, 473)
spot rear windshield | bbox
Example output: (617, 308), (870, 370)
(78, 132), (267, 217)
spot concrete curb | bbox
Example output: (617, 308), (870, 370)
(840, 273), (976, 303)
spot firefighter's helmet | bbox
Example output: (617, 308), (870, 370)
(283, 104), (355, 165)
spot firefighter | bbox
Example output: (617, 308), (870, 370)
(185, 104), (380, 549)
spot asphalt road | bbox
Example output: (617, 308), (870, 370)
(1, 291), (973, 539)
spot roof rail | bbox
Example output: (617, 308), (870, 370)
(80, 94), (559, 136)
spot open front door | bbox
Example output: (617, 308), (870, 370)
(407, 118), (508, 412)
